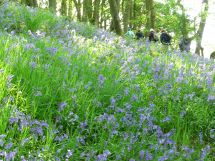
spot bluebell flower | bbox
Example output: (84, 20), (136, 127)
(161, 116), (171, 123)
(5, 142), (13, 150)
(208, 95), (215, 101)
(210, 129), (215, 139)
(139, 150), (145, 159)
(9, 117), (19, 124)
(145, 151), (153, 160)
(110, 97), (116, 106)
(5, 151), (16, 161)
(66, 149), (73, 159)
(29, 61), (37, 69)
(199, 132), (203, 145)
(98, 74), (105, 87)
(0, 139), (4, 147)
(58, 101), (67, 112)
(200, 145), (210, 161)
(158, 155), (168, 161)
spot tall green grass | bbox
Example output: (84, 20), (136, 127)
(0, 2), (214, 160)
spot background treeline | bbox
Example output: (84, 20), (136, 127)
(4, 0), (209, 56)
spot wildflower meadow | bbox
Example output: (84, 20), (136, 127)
(0, 2), (214, 161)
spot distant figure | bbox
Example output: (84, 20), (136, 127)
(125, 28), (135, 38)
(160, 29), (171, 45)
(135, 30), (144, 40)
(210, 51), (215, 59)
(148, 29), (158, 42)
(179, 37), (191, 52)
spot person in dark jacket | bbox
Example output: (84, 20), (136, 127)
(148, 29), (158, 42)
(179, 37), (191, 52)
(135, 30), (144, 40)
(160, 29), (171, 45)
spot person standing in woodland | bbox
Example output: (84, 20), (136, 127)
(179, 37), (191, 52)
(148, 28), (158, 42)
(160, 29), (171, 45)
(125, 28), (135, 39)
(135, 30), (144, 40)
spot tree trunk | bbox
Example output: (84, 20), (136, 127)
(73, 0), (82, 21)
(100, 0), (106, 28)
(129, 0), (133, 27)
(68, 0), (73, 19)
(82, 0), (88, 21)
(195, 0), (209, 56)
(88, 0), (93, 23)
(108, 0), (122, 35)
(82, 0), (93, 22)
(92, 0), (101, 26)
(145, 0), (155, 29)
(49, 0), (56, 13)
(123, 0), (132, 32)
(61, 0), (67, 16)
(133, 0), (137, 29)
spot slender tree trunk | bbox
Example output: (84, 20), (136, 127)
(82, 0), (88, 21)
(108, 0), (122, 35)
(82, 0), (93, 22)
(150, 0), (155, 28)
(100, 0), (106, 28)
(195, 0), (209, 56)
(123, 0), (132, 32)
(68, 0), (73, 19)
(133, 0), (137, 28)
(92, 0), (101, 26)
(49, 0), (56, 13)
(145, 0), (155, 29)
(104, 19), (107, 30)
(88, 0), (93, 23)
(129, 0), (133, 27)
(61, 0), (67, 16)
(73, 0), (82, 21)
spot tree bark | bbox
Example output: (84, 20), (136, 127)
(83, 0), (93, 22)
(92, 0), (101, 26)
(145, 0), (155, 29)
(49, 0), (56, 13)
(61, 0), (67, 16)
(100, 0), (106, 28)
(133, 0), (137, 29)
(73, 0), (82, 21)
(195, 0), (209, 56)
(123, 0), (132, 32)
(68, 0), (73, 19)
(108, 0), (122, 35)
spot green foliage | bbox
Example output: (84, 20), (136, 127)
(155, 0), (193, 38)
(0, 2), (59, 33)
(0, 2), (214, 160)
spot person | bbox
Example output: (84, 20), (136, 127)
(179, 37), (191, 52)
(125, 28), (135, 38)
(148, 29), (158, 42)
(135, 30), (144, 40)
(160, 29), (171, 45)
(210, 51), (215, 59)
